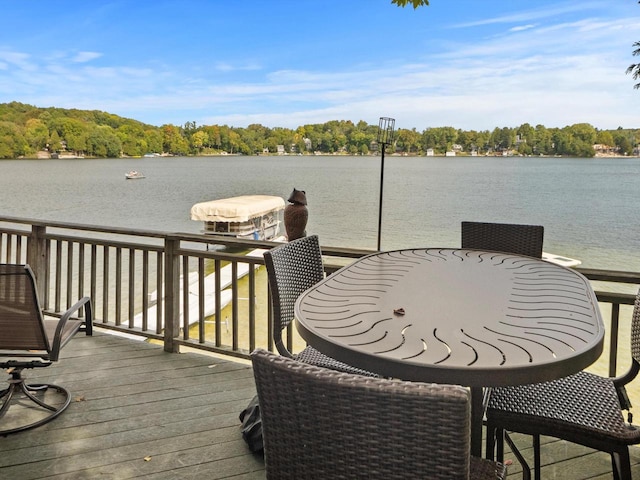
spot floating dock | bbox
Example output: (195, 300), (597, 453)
(134, 249), (265, 332)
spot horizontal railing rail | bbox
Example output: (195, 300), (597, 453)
(0, 215), (637, 380)
(576, 268), (639, 378)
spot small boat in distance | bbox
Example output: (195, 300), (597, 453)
(125, 170), (145, 179)
(190, 195), (285, 241)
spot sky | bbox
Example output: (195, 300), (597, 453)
(1, 0), (640, 132)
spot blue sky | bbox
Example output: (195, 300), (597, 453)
(1, 1), (639, 131)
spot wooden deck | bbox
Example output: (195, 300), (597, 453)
(2, 330), (640, 479)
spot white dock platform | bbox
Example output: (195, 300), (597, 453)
(134, 249), (266, 332)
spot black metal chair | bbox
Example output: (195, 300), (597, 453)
(461, 221), (544, 258)
(251, 348), (506, 480)
(263, 235), (375, 376)
(485, 287), (640, 480)
(0, 263), (93, 435)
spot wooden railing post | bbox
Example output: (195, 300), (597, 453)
(27, 224), (47, 299)
(163, 236), (181, 353)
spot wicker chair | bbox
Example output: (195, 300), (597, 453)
(485, 287), (640, 480)
(461, 220), (544, 477)
(0, 264), (93, 435)
(461, 221), (544, 258)
(251, 348), (506, 480)
(263, 235), (375, 376)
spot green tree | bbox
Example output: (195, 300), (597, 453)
(396, 128), (421, 154)
(117, 123), (147, 156)
(421, 126), (458, 154)
(87, 125), (122, 157)
(203, 125), (222, 149)
(534, 125), (553, 155)
(144, 129), (163, 154)
(191, 130), (209, 152)
(490, 127), (514, 152)
(595, 130), (614, 147)
(569, 123), (597, 145)
(628, 41), (640, 89)
(24, 118), (49, 152)
(54, 118), (89, 153)
(161, 124), (189, 155)
(392, 0), (429, 8)
(0, 121), (28, 158)
(614, 133), (633, 155)
(49, 130), (62, 153)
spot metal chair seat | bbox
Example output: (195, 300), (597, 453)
(0, 264), (93, 435)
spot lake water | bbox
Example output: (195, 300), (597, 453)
(1, 155), (639, 273)
(3, 154), (639, 396)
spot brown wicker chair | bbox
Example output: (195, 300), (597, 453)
(263, 235), (375, 376)
(485, 287), (640, 480)
(461, 221), (544, 258)
(251, 348), (506, 480)
(461, 220), (544, 477)
(0, 263), (92, 435)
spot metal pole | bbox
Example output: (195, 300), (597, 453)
(377, 145), (385, 251)
(376, 117), (394, 251)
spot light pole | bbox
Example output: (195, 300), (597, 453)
(377, 117), (395, 251)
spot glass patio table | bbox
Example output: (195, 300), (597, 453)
(294, 248), (605, 457)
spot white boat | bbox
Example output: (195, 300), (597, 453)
(125, 170), (145, 179)
(190, 195), (285, 241)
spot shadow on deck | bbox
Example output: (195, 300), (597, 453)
(0, 330), (264, 479)
(1, 330), (640, 479)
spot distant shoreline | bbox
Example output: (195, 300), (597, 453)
(21, 151), (640, 160)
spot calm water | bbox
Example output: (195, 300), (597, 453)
(3, 155), (639, 393)
(1, 155), (639, 272)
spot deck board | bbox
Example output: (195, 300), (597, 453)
(1, 329), (640, 479)
(0, 331), (263, 479)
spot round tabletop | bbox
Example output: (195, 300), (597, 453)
(295, 248), (605, 387)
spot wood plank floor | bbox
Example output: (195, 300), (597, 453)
(1, 329), (640, 479)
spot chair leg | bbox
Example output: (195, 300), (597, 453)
(0, 383), (17, 418)
(504, 432), (532, 480)
(496, 427), (504, 461)
(612, 449), (632, 480)
(22, 383), (63, 411)
(486, 424), (496, 461)
(533, 434), (541, 480)
(0, 370), (71, 436)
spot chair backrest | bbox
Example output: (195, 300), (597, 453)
(263, 235), (324, 357)
(461, 221), (544, 258)
(628, 287), (640, 372)
(0, 264), (49, 353)
(251, 348), (472, 480)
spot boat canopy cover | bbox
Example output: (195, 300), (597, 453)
(190, 195), (285, 222)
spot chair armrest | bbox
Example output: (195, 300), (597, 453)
(51, 297), (93, 360)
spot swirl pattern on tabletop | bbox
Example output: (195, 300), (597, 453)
(296, 248), (604, 385)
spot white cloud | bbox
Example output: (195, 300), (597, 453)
(71, 51), (102, 63)
(510, 24), (536, 33)
(451, 1), (602, 28)
(215, 61), (262, 72)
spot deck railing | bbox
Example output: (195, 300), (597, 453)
(0, 216), (638, 378)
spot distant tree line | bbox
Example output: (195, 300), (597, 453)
(0, 102), (637, 159)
